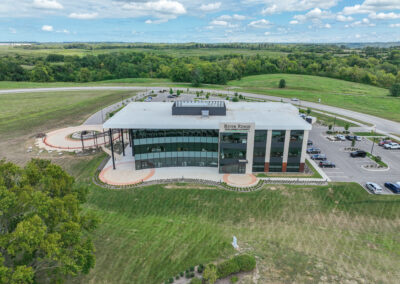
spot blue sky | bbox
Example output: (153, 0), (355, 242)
(1, 0), (400, 43)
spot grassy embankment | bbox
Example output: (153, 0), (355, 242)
(228, 74), (399, 122)
(1, 74), (396, 123)
(69, 154), (400, 283)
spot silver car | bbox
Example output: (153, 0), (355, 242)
(366, 182), (383, 194)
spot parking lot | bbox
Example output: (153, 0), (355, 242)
(309, 125), (400, 194)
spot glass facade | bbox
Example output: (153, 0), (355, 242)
(133, 129), (219, 170)
(287, 130), (304, 172)
(219, 132), (248, 173)
(252, 130), (268, 172)
(269, 130), (286, 172)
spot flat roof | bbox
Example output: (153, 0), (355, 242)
(103, 101), (312, 131)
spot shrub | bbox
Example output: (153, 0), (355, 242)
(175, 275), (180, 280)
(234, 254), (256, 272)
(169, 277), (174, 283)
(203, 264), (217, 284)
(197, 264), (204, 273)
(216, 254), (256, 279)
(231, 275), (239, 283)
(279, 78), (286, 88)
(232, 97), (239, 102)
(190, 266), (195, 272)
(180, 272), (184, 277)
(190, 278), (202, 284)
(390, 82), (400, 97)
(216, 258), (240, 278)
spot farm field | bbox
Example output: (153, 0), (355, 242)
(69, 154), (400, 283)
(0, 45), (287, 58)
(228, 74), (400, 122)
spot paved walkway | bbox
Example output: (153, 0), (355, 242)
(37, 124), (119, 152)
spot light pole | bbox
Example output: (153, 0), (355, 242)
(371, 127), (376, 155)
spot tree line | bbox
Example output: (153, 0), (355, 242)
(1, 48), (400, 89)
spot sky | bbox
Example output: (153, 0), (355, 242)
(1, 0), (400, 43)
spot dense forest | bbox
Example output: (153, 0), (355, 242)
(1, 44), (400, 88)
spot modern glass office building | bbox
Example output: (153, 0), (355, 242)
(103, 101), (312, 174)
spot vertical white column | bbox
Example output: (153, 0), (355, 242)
(300, 130), (309, 163)
(264, 130), (272, 164)
(245, 124), (255, 174)
(282, 130), (291, 168)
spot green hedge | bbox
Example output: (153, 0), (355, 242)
(216, 254), (256, 279)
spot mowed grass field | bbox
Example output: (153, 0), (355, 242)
(228, 74), (400, 122)
(68, 155), (400, 284)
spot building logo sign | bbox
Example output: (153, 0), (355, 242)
(223, 123), (251, 131)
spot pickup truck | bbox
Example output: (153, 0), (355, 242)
(384, 143), (400, 149)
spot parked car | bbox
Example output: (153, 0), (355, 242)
(346, 135), (355, 141)
(336, 134), (346, 141)
(319, 161), (336, 168)
(384, 142), (400, 149)
(307, 140), (313, 146)
(350, 150), (367, 158)
(167, 95), (174, 98)
(291, 98), (299, 101)
(307, 147), (321, 154)
(355, 136), (362, 141)
(379, 140), (392, 146)
(384, 182), (400, 194)
(311, 154), (327, 160)
(366, 182), (383, 194)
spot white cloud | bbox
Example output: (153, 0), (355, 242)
(347, 18), (376, 27)
(56, 29), (70, 34)
(199, 2), (221, 12)
(389, 23), (400, 28)
(289, 20), (299, 24)
(122, 0), (186, 22)
(260, 0), (339, 14)
(264, 31), (270, 35)
(355, 34), (361, 38)
(9, 27), (16, 34)
(294, 8), (334, 23)
(69, 12), (98, 19)
(217, 14), (246, 21)
(324, 23), (331, 28)
(210, 20), (229, 26)
(369, 12), (400, 20)
(336, 15), (353, 22)
(343, 0), (400, 15)
(32, 0), (63, 10)
(248, 19), (272, 28)
(41, 25), (53, 32)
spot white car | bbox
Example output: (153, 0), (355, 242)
(366, 182), (383, 194)
(336, 134), (346, 141)
(384, 143), (400, 149)
(355, 136), (362, 141)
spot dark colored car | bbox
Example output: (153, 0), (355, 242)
(346, 135), (355, 141)
(311, 154), (327, 160)
(307, 147), (321, 154)
(319, 161), (336, 168)
(350, 150), (367, 158)
(384, 182), (400, 194)
(307, 140), (313, 146)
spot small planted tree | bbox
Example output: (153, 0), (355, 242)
(328, 124), (333, 131)
(169, 88), (173, 95)
(306, 108), (311, 115)
(390, 82), (400, 97)
(344, 124), (350, 132)
(351, 139), (356, 147)
(203, 264), (217, 284)
(279, 79), (286, 88)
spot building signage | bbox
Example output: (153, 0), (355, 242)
(223, 123), (251, 131)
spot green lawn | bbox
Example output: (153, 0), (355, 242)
(69, 155), (400, 284)
(0, 90), (139, 137)
(228, 74), (400, 122)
